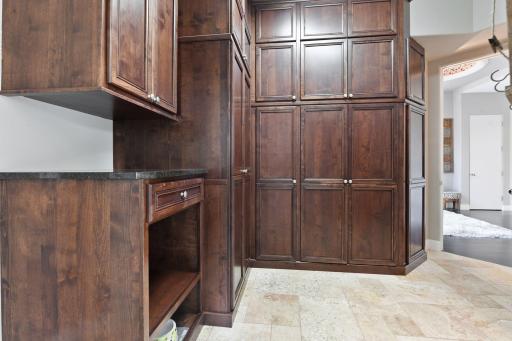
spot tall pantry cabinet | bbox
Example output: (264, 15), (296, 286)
(250, 0), (426, 274)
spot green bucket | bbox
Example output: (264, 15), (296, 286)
(153, 320), (178, 341)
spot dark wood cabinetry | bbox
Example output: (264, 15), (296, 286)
(301, 40), (347, 99)
(256, 43), (299, 101)
(407, 38), (426, 105)
(256, 106), (300, 261)
(348, 0), (397, 37)
(349, 36), (398, 98)
(256, 3), (298, 43)
(301, 0), (347, 40)
(251, 0), (425, 274)
(2, 0), (178, 120)
(0, 175), (205, 341)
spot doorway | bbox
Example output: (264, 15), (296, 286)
(469, 114), (503, 210)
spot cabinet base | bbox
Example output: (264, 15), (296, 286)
(247, 256), (428, 276)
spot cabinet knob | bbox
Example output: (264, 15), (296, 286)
(292, 179), (297, 184)
(241, 169), (249, 174)
(344, 180), (348, 184)
(349, 94), (354, 98)
(348, 180), (353, 184)
(291, 95), (297, 102)
(148, 94), (154, 101)
(344, 94), (348, 98)
(156, 96), (160, 103)
(180, 191), (188, 200)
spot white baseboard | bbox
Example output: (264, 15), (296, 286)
(426, 239), (443, 251)
(503, 205), (512, 211)
(460, 204), (470, 211)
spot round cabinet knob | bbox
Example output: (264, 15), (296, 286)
(148, 94), (154, 101)
(180, 191), (188, 200)
(349, 94), (354, 98)
(156, 96), (161, 103)
(344, 94), (348, 98)
(344, 180), (348, 184)
(241, 169), (249, 174)
(292, 179), (297, 184)
(291, 95), (297, 102)
(348, 180), (353, 184)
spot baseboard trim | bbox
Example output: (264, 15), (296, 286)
(426, 239), (443, 251)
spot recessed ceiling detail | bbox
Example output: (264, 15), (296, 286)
(442, 62), (478, 77)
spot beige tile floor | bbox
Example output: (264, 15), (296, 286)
(197, 251), (512, 341)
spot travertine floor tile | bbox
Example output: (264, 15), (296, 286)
(200, 252), (512, 341)
(270, 326), (301, 341)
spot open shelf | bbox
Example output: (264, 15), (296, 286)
(149, 271), (200, 335)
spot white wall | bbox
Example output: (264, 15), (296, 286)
(0, 0), (114, 172)
(411, 0), (506, 37)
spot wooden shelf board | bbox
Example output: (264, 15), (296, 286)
(149, 271), (200, 335)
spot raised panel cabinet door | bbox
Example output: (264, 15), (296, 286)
(349, 104), (398, 183)
(301, 40), (346, 100)
(348, 0), (397, 37)
(348, 36), (397, 98)
(232, 0), (244, 51)
(109, 0), (151, 100)
(301, 186), (346, 263)
(256, 185), (296, 261)
(409, 184), (425, 260)
(256, 107), (299, 181)
(301, 0), (347, 40)
(349, 185), (398, 266)
(232, 52), (245, 176)
(302, 105), (346, 181)
(231, 177), (245, 307)
(256, 3), (297, 43)
(408, 105), (425, 183)
(256, 43), (298, 102)
(152, 0), (178, 112)
(408, 38), (426, 105)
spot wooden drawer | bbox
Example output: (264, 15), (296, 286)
(148, 178), (204, 224)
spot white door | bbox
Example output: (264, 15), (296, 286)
(470, 115), (503, 210)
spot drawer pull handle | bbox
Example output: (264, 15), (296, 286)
(180, 191), (188, 200)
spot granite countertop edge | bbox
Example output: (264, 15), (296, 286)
(0, 169), (208, 181)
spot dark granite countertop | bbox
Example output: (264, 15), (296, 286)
(0, 169), (207, 181)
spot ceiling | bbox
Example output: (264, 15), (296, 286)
(443, 53), (510, 93)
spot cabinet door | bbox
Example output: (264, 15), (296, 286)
(256, 107), (299, 260)
(109, 0), (151, 100)
(408, 38), (426, 105)
(349, 36), (397, 98)
(409, 184), (425, 261)
(301, 40), (346, 100)
(349, 104), (398, 183)
(256, 43), (298, 102)
(349, 185), (398, 266)
(301, 186), (346, 263)
(256, 3), (297, 43)
(301, 0), (347, 40)
(231, 176), (245, 307)
(408, 105), (425, 183)
(302, 105), (346, 181)
(232, 0), (244, 50)
(348, 0), (397, 37)
(152, 0), (178, 112)
(232, 52), (245, 175)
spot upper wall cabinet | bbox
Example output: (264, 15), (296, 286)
(301, 0), (347, 40)
(1, 0), (178, 120)
(256, 43), (299, 102)
(256, 3), (298, 43)
(348, 0), (397, 37)
(407, 38), (426, 105)
(348, 36), (398, 98)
